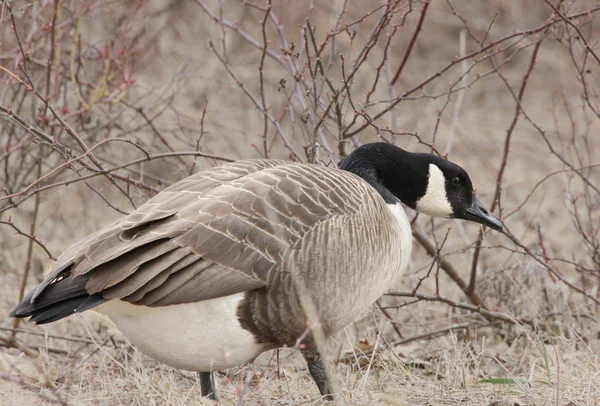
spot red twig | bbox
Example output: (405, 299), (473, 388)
(389, 0), (430, 86)
(466, 35), (545, 296)
(258, 1), (272, 158)
(545, 0), (600, 65)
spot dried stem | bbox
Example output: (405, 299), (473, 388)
(389, 0), (430, 86)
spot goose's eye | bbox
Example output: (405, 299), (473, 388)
(451, 177), (460, 186)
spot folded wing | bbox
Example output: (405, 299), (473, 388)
(11, 159), (366, 323)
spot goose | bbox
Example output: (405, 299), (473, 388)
(10, 142), (502, 401)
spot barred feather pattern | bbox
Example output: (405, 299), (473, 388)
(17, 159), (410, 348)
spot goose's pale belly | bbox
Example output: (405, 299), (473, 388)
(95, 293), (269, 371)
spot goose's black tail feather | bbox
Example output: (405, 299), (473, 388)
(9, 269), (107, 325)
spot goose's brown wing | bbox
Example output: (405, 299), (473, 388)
(17, 159), (368, 318)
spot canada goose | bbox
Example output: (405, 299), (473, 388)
(10, 142), (502, 401)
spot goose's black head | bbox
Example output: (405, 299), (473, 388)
(339, 143), (503, 231)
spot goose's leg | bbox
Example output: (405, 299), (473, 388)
(198, 372), (218, 401)
(303, 350), (334, 401)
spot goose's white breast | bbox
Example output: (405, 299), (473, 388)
(386, 202), (413, 275)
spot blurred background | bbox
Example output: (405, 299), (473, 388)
(1, 0), (599, 404)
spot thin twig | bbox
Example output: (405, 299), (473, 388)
(385, 291), (533, 326)
(467, 35), (545, 296)
(258, 1), (272, 158)
(413, 228), (488, 310)
(389, 0), (430, 85)
(0, 333), (38, 357)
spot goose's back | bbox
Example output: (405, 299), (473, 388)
(33, 160), (393, 304)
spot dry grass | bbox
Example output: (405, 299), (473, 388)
(1, 295), (600, 405)
(1, 0), (600, 404)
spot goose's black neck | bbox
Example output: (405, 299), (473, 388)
(339, 143), (429, 208)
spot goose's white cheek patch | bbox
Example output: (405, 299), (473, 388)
(416, 164), (453, 217)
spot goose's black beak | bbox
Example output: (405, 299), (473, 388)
(463, 194), (503, 231)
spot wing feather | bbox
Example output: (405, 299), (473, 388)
(120, 254), (199, 302)
(14, 159), (374, 323)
